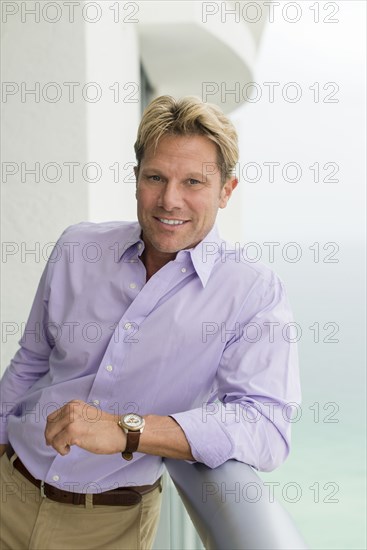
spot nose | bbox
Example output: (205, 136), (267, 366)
(157, 180), (184, 211)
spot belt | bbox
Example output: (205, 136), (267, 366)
(6, 445), (161, 506)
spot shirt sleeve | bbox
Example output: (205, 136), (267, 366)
(170, 279), (301, 472)
(0, 239), (60, 443)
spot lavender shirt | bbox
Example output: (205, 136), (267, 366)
(0, 221), (301, 492)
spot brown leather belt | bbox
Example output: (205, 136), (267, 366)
(6, 445), (161, 506)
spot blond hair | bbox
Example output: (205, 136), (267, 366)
(134, 95), (238, 184)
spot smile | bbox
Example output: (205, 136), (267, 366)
(157, 218), (187, 226)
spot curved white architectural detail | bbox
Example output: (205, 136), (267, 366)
(137, 1), (262, 112)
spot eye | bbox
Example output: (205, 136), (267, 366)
(187, 178), (201, 186)
(149, 175), (161, 182)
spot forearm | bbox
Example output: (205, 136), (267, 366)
(45, 401), (195, 460)
(139, 415), (194, 461)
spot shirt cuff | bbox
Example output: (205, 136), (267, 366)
(170, 407), (234, 469)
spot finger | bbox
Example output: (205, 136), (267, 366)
(45, 408), (74, 445)
(49, 427), (73, 456)
(45, 418), (73, 446)
(46, 405), (66, 423)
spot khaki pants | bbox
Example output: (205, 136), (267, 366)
(0, 452), (162, 550)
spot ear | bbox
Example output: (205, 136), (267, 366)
(219, 177), (238, 209)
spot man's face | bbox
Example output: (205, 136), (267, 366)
(135, 134), (237, 261)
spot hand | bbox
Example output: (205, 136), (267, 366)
(45, 400), (126, 456)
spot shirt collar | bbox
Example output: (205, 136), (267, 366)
(119, 222), (222, 287)
(117, 222), (144, 261)
(188, 224), (222, 287)
(175, 225), (222, 288)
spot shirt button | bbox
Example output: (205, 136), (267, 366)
(129, 282), (137, 289)
(137, 243), (142, 250)
(124, 322), (132, 330)
(52, 475), (60, 482)
(181, 267), (187, 273)
(93, 399), (100, 406)
(106, 365), (113, 372)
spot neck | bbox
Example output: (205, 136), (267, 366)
(141, 247), (177, 281)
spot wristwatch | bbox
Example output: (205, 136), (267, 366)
(118, 413), (145, 461)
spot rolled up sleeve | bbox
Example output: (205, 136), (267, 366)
(171, 280), (301, 471)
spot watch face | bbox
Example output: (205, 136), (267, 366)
(122, 413), (145, 431)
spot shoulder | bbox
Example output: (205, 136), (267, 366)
(59, 220), (138, 243)
(214, 238), (285, 291)
(49, 221), (140, 265)
(55, 220), (140, 253)
(209, 241), (291, 320)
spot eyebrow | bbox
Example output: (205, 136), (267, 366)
(140, 168), (211, 181)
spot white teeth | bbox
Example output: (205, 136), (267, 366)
(158, 218), (185, 226)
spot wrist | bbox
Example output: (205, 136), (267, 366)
(114, 422), (127, 453)
(118, 413), (145, 461)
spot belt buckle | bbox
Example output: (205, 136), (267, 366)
(40, 480), (46, 498)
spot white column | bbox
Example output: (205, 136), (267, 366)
(85, 14), (140, 222)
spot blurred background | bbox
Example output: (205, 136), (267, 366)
(1, 1), (366, 548)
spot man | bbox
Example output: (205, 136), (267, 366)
(0, 95), (301, 549)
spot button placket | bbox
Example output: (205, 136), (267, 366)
(87, 259), (181, 401)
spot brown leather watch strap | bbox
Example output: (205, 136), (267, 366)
(121, 431), (141, 461)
